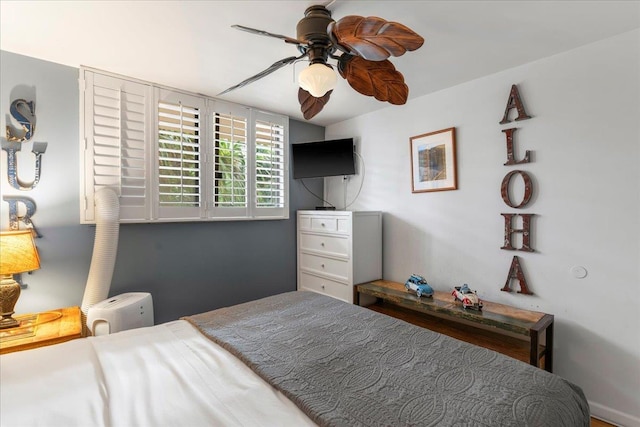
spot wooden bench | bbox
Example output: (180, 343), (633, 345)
(356, 280), (554, 372)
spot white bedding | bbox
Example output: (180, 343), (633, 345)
(0, 320), (316, 427)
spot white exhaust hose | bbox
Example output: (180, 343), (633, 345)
(81, 188), (120, 333)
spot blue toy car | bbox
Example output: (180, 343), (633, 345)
(405, 274), (434, 298)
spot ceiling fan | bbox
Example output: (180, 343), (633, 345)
(218, 4), (424, 120)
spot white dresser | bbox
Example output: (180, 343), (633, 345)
(297, 210), (382, 304)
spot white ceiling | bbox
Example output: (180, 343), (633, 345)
(1, 1), (639, 126)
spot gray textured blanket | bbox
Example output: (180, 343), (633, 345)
(185, 291), (589, 427)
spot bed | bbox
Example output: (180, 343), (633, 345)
(0, 291), (590, 426)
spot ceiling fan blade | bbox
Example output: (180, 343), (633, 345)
(232, 25), (304, 45)
(218, 55), (304, 96)
(338, 55), (408, 105)
(298, 88), (332, 120)
(330, 16), (424, 61)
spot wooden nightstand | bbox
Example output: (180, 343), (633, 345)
(0, 306), (83, 354)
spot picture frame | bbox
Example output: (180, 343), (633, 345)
(410, 127), (458, 193)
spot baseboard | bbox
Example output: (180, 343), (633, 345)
(590, 401), (640, 427)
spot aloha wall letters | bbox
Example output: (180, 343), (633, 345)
(499, 85), (534, 295)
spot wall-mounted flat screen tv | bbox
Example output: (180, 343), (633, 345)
(291, 138), (356, 179)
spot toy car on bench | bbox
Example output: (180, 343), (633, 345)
(405, 274), (434, 298)
(452, 284), (483, 310)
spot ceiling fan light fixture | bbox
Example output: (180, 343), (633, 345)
(298, 63), (337, 98)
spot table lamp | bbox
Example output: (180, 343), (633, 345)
(0, 230), (40, 329)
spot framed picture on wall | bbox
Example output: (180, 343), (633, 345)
(410, 127), (458, 193)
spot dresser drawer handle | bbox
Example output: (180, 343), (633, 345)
(321, 263), (325, 268)
(321, 222), (325, 227)
(321, 242), (325, 247)
(321, 284), (325, 290)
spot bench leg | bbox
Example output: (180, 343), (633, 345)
(545, 322), (553, 373)
(529, 330), (539, 369)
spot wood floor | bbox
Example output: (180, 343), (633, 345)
(591, 418), (615, 427)
(364, 301), (615, 427)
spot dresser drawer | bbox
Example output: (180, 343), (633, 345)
(299, 214), (351, 234)
(311, 217), (338, 232)
(299, 215), (334, 232)
(299, 233), (349, 257)
(312, 217), (350, 234)
(299, 272), (351, 302)
(299, 253), (349, 281)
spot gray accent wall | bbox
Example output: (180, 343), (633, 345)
(1, 50), (324, 324)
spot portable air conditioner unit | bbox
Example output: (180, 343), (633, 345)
(87, 292), (153, 336)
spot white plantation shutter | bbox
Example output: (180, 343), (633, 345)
(253, 112), (287, 218)
(81, 70), (152, 223)
(80, 68), (288, 223)
(158, 102), (201, 206)
(156, 90), (205, 220)
(211, 108), (249, 218)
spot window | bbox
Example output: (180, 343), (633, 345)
(80, 68), (289, 223)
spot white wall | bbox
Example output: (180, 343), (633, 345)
(326, 30), (640, 426)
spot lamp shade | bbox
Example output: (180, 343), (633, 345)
(299, 63), (337, 98)
(0, 230), (40, 275)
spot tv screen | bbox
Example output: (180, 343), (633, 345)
(291, 138), (356, 179)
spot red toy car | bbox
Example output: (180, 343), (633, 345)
(452, 284), (483, 310)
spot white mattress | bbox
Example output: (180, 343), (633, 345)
(0, 320), (317, 427)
